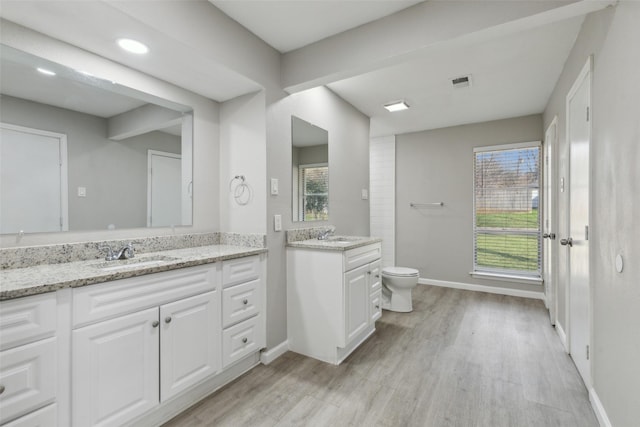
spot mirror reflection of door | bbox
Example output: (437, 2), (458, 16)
(291, 116), (329, 222)
(147, 150), (181, 227)
(0, 123), (68, 233)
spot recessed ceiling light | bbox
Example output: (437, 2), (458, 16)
(36, 67), (56, 76)
(117, 38), (149, 54)
(383, 100), (409, 112)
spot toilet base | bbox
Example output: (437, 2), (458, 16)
(382, 286), (413, 312)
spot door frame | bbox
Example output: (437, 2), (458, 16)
(0, 122), (69, 232)
(543, 116), (558, 326)
(147, 150), (181, 227)
(564, 56), (592, 386)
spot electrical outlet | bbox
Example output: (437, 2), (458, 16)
(274, 214), (282, 232)
(77, 187), (87, 197)
(271, 178), (279, 195)
(361, 189), (369, 200)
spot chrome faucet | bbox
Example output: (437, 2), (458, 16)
(99, 242), (135, 261)
(317, 229), (334, 240)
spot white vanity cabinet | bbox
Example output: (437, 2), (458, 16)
(0, 293), (58, 426)
(287, 242), (382, 365)
(71, 264), (220, 427)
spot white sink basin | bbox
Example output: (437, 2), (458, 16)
(93, 255), (179, 272)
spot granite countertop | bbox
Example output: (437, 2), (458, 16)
(286, 236), (382, 251)
(0, 245), (267, 300)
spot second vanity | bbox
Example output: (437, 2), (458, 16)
(286, 232), (382, 365)
(0, 237), (267, 427)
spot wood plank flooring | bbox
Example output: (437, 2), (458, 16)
(163, 285), (598, 427)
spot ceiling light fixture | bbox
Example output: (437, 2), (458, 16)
(383, 100), (409, 112)
(36, 67), (56, 76)
(117, 38), (149, 54)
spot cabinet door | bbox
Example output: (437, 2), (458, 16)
(160, 291), (220, 401)
(72, 308), (159, 427)
(344, 264), (369, 345)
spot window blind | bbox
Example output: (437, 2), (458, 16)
(473, 143), (541, 277)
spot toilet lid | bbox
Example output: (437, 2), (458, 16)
(383, 267), (419, 277)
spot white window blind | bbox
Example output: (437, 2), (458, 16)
(299, 164), (328, 221)
(473, 142), (541, 278)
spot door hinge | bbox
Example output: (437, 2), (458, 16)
(586, 106), (590, 122)
(585, 225), (589, 241)
(586, 345), (590, 360)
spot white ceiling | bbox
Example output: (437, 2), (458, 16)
(210, 0), (425, 53)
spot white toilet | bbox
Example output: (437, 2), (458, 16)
(381, 267), (420, 312)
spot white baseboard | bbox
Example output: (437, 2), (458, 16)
(590, 387), (612, 427)
(555, 322), (568, 353)
(419, 278), (544, 300)
(259, 340), (289, 365)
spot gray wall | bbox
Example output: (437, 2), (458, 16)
(396, 114), (543, 292)
(543, 3), (640, 425)
(1, 95), (181, 230)
(266, 86), (370, 348)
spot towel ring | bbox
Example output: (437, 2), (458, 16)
(229, 175), (252, 206)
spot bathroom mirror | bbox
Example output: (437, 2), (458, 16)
(291, 116), (329, 222)
(0, 45), (194, 234)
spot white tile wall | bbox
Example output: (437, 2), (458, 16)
(370, 136), (395, 269)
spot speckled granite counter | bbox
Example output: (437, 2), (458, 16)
(0, 245), (267, 300)
(287, 236), (381, 251)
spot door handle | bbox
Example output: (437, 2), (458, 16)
(543, 233), (556, 240)
(560, 237), (573, 247)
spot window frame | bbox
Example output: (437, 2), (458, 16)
(297, 162), (329, 222)
(472, 141), (542, 281)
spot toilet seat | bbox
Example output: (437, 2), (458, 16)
(382, 267), (419, 277)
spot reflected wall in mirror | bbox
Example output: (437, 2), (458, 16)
(0, 45), (194, 234)
(291, 116), (328, 222)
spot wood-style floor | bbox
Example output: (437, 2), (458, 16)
(163, 285), (598, 427)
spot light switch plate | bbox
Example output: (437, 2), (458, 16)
(361, 189), (369, 200)
(274, 214), (282, 232)
(271, 178), (279, 195)
(77, 187), (87, 197)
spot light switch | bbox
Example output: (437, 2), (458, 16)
(77, 187), (87, 197)
(361, 189), (369, 200)
(274, 214), (282, 232)
(271, 178), (279, 195)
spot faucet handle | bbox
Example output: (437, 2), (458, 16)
(99, 245), (115, 261)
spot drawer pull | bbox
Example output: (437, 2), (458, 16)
(242, 299), (249, 305)
(242, 337), (248, 344)
(0, 384), (5, 395)
(165, 316), (172, 324)
(152, 320), (159, 328)
(367, 271), (372, 275)
(375, 305), (380, 309)
(375, 274), (380, 278)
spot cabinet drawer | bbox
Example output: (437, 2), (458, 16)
(222, 279), (260, 328)
(222, 256), (259, 288)
(369, 261), (381, 293)
(3, 403), (56, 427)
(343, 244), (381, 272)
(222, 315), (261, 368)
(0, 294), (56, 351)
(0, 338), (56, 425)
(73, 264), (218, 327)
(370, 291), (382, 324)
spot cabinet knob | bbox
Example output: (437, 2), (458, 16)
(367, 271), (372, 275)
(152, 321), (159, 328)
(0, 384), (5, 395)
(375, 274), (380, 278)
(375, 305), (380, 309)
(242, 337), (248, 344)
(165, 316), (172, 324)
(242, 299), (248, 305)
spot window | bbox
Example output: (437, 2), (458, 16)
(473, 142), (541, 279)
(299, 163), (328, 221)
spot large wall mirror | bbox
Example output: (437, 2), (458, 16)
(291, 116), (328, 222)
(0, 45), (194, 234)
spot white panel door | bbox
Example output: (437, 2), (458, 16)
(160, 291), (220, 401)
(0, 124), (67, 233)
(72, 307), (159, 427)
(543, 118), (558, 325)
(344, 264), (369, 345)
(147, 150), (181, 227)
(564, 58), (591, 386)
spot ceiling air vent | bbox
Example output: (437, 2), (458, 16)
(451, 75), (472, 88)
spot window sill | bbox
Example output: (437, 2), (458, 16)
(469, 271), (543, 285)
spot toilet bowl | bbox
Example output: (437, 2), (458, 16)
(381, 267), (419, 312)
